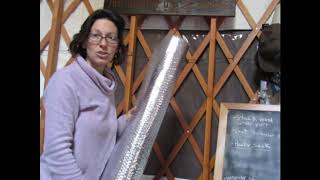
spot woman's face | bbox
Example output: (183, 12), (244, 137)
(85, 18), (119, 72)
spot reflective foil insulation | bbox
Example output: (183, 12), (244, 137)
(100, 33), (189, 180)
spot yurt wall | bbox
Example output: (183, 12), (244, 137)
(40, 0), (280, 180)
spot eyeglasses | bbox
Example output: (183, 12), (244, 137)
(88, 33), (119, 45)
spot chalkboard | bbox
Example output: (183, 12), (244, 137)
(214, 103), (280, 180)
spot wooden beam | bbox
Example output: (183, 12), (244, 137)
(44, 0), (64, 87)
(192, 65), (208, 95)
(156, 100), (207, 179)
(40, 0), (81, 53)
(137, 30), (152, 59)
(40, 32), (50, 53)
(114, 64), (126, 85)
(203, 17), (217, 180)
(65, 57), (75, 67)
(237, 0), (262, 38)
(124, 16), (137, 112)
(153, 143), (175, 180)
(40, 57), (46, 76)
(47, 0), (72, 47)
(198, 156), (216, 180)
(249, 90), (260, 103)
(83, 0), (94, 14)
(216, 32), (255, 99)
(212, 0), (279, 99)
(170, 98), (203, 163)
(40, 107), (46, 154)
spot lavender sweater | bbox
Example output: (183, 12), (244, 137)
(40, 55), (128, 180)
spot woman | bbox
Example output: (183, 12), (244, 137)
(40, 9), (134, 180)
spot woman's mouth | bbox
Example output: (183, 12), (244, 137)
(96, 51), (109, 59)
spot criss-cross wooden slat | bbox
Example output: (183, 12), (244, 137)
(40, 57), (46, 76)
(44, 0), (64, 87)
(216, 32), (255, 99)
(82, 0), (94, 14)
(40, 0), (279, 179)
(154, 16), (235, 179)
(40, 103), (46, 153)
(203, 17), (217, 180)
(212, 0), (279, 101)
(155, 20), (213, 180)
(40, 0), (82, 54)
(237, 0), (262, 38)
(124, 16), (137, 112)
(155, 1), (280, 179)
(197, 0), (280, 179)
(47, 0), (72, 46)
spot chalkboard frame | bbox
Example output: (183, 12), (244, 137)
(213, 103), (280, 180)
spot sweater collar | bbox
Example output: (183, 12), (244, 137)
(76, 55), (116, 95)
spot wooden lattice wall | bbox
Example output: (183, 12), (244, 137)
(40, 0), (280, 179)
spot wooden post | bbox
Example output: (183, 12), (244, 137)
(40, 105), (46, 154)
(44, 0), (64, 87)
(124, 16), (138, 112)
(203, 17), (217, 180)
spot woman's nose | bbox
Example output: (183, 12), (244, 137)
(99, 38), (109, 47)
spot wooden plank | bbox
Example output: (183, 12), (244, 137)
(124, 16), (137, 112)
(189, 101), (207, 131)
(192, 65), (208, 95)
(152, 143), (175, 180)
(173, 63), (193, 94)
(40, 57), (46, 76)
(116, 99), (124, 116)
(137, 30), (153, 59)
(209, 156), (216, 172)
(83, 0), (94, 14)
(40, 32), (50, 53)
(237, 0), (262, 38)
(215, 32), (233, 59)
(212, 99), (220, 119)
(61, 27), (72, 46)
(216, 32), (255, 99)
(44, 0), (64, 87)
(155, 132), (189, 179)
(203, 17), (217, 180)
(65, 57), (75, 66)
(156, 100), (207, 178)
(198, 156), (216, 180)
(188, 133), (204, 163)
(192, 34), (210, 61)
(47, 0), (72, 46)
(132, 63), (147, 92)
(212, 0), (279, 99)
(249, 90), (259, 103)
(114, 64), (126, 84)
(123, 33), (129, 46)
(61, 0), (82, 23)
(40, 0), (81, 53)
(170, 98), (203, 163)
(40, 108), (46, 154)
